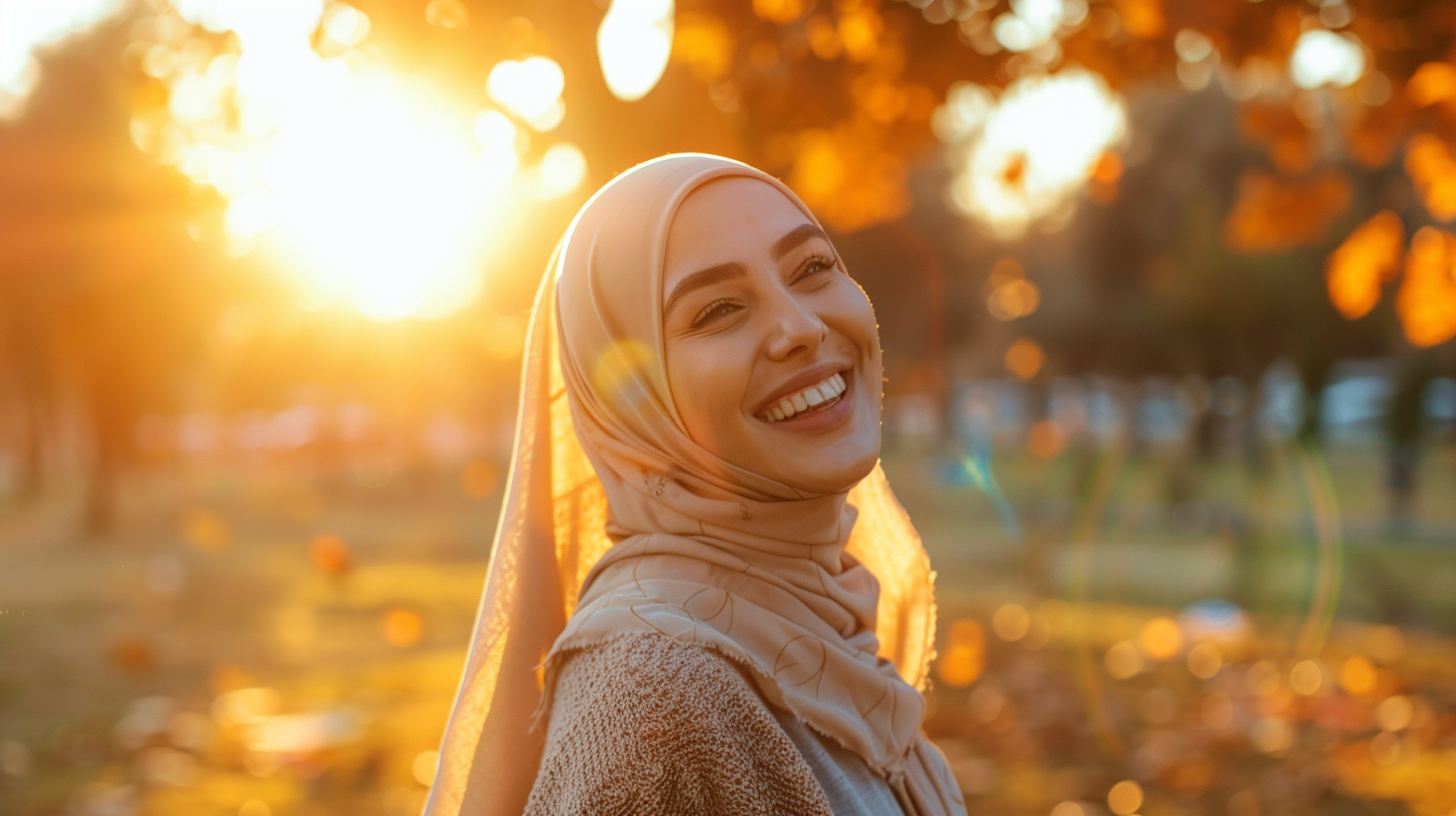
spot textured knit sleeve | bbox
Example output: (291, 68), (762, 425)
(524, 634), (836, 816)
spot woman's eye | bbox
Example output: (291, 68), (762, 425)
(692, 298), (741, 327)
(796, 255), (837, 282)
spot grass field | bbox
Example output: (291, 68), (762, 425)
(0, 438), (1452, 816)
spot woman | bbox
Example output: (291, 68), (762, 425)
(425, 155), (965, 816)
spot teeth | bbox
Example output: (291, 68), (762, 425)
(763, 372), (848, 422)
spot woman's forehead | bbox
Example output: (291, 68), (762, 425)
(663, 177), (817, 290)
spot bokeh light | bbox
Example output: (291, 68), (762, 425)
(598, 0), (674, 102)
(1396, 226), (1456, 348)
(0, 0), (125, 119)
(487, 56), (565, 131)
(1326, 210), (1404, 320)
(940, 70), (1127, 239)
(937, 618), (986, 688)
(1289, 30), (1365, 89)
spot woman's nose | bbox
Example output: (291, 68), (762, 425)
(763, 292), (826, 360)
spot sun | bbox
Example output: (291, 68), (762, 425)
(127, 0), (587, 320)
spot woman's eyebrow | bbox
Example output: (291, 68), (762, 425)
(770, 223), (829, 260)
(663, 261), (747, 318)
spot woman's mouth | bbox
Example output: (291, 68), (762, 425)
(760, 371), (848, 423)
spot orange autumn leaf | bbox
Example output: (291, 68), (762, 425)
(1115, 0), (1165, 39)
(1223, 170), (1352, 254)
(1396, 227), (1456, 347)
(1090, 150), (1123, 203)
(788, 126), (910, 232)
(673, 13), (734, 82)
(1407, 62), (1456, 108)
(1326, 210), (1404, 319)
(1405, 133), (1456, 222)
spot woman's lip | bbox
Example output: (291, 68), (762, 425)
(752, 360), (852, 416)
(757, 370), (854, 432)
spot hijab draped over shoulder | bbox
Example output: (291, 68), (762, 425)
(425, 154), (961, 816)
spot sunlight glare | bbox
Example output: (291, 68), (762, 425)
(598, 0), (675, 102)
(1290, 30), (1365, 89)
(487, 56), (565, 129)
(0, 0), (126, 119)
(129, 2), (569, 320)
(940, 70), (1127, 239)
(992, 0), (1066, 53)
(526, 142), (589, 200)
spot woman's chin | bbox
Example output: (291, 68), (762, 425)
(770, 437), (880, 495)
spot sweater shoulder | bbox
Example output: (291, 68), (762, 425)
(526, 634), (833, 816)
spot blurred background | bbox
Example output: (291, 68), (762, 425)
(2, 0), (1455, 815)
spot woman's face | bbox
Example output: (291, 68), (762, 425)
(662, 177), (882, 494)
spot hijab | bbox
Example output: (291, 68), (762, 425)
(424, 154), (961, 816)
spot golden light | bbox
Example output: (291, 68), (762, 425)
(988, 278), (1040, 320)
(1326, 210), (1404, 319)
(1186, 642), (1223, 679)
(1289, 659), (1323, 696)
(1405, 133), (1456, 222)
(1223, 170), (1352, 254)
(940, 70), (1127, 239)
(382, 609), (425, 649)
(1139, 616), (1183, 660)
(0, 0), (126, 119)
(128, 2), (563, 321)
(936, 618), (985, 688)
(598, 0), (675, 102)
(1374, 695), (1414, 732)
(1250, 717), (1293, 755)
(525, 142), (590, 200)
(487, 56), (565, 131)
(1339, 656), (1378, 696)
(1104, 640), (1143, 679)
(992, 603), (1031, 641)
(991, 0), (1075, 53)
(1004, 338), (1045, 381)
(752, 0), (803, 24)
(1407, 62), (1456, 108)
(1396, 226), (1456, 348)
(673, 13), (734, 82)
(424, 0), (468, 30)
(412, 750), (440, 786)
(1107, 780), (1143, 816)
(180, 508), (231, 552)
(1289, 29), (1365, 89)
(460, 460), (501, 499)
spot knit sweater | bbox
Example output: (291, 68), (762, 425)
(524, 634), (909, 816)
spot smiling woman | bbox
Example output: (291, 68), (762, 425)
(424, 154), (963, 816)
(662, 177), (883, 493)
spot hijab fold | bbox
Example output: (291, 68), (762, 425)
(425, 154), (960, 816)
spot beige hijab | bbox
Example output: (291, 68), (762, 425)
(425, 154), (961, 816)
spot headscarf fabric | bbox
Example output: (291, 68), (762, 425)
(425, 154), (960, 816)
